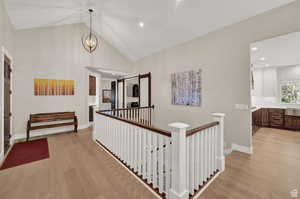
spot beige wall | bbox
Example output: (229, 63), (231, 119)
(135, 1), (300, 148)
(0, 0), (15, 157)
(13, 24), (134, 138)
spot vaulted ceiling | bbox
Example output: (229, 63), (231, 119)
(4, 0), (295, 61)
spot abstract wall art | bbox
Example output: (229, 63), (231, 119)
(34, 79), (75, 96)
(171, 69), (202, 106)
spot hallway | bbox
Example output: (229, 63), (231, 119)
(0, 128), (299, 199)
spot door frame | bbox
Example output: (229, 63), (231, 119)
(1, 46), (14, 160)
(138, 72), (151, 107)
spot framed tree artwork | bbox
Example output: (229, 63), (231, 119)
(34, 79), (75, 96)
(171, 69), (202, 106)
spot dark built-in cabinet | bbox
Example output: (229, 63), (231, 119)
(89, 75), (96, 96)
(89, 105), (94, 122)
(252, 108), (300, 135)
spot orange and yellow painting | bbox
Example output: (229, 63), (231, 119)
(34, 79), (75, 96)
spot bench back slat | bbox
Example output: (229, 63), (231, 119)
(30, 112), (75, 123)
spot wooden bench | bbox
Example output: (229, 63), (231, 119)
(27, 112), (78, 141)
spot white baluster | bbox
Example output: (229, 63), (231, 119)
(168, 122), (189, 199)
(208, 128), (211, 177)
(147, 131), (152, 183)
(142, 129), (147, 179)
(204, 129), (208, 182)
(137, 127), (142, 175)
(152, 134), (158, 188)
(125, 123), (129, 164)
(158, 135), (164, 193)
(134, 127), (138, 172)
(200, 130), (204, 186)
(189, 135), (194, 195)
(112, 119), (115, 154)
(194, 133), (200, 190)
(120, 121), (124, 162)
(186, 136), (190, 193)
(129, 125), (133, 168)
(214, 126), (218, 171)
(165, 136), (171, 194)
(212, 113), (225, 172)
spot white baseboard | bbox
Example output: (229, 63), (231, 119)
(14, 123), (92, 140)
(0, 150), (4, 166)
(231, 143), (253, 154)
(224, 148), (232, 156)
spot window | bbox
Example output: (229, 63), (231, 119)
(280, 81), (300, 104)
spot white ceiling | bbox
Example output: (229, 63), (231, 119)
(251, 31), (300, 68)
(4, 0), (295, 61)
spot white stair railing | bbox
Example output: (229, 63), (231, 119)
(94, 112), (172, 195)
(94, 110), (225, 199)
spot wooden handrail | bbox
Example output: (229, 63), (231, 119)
(96, 111), (171, 137)
(186, 121), (219, 137)
(98, 105), (154, 113)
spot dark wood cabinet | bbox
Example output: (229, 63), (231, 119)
(252, 107), (300, 132)
(269, 108), (284, 128)
(89, 105), (94, 122)
(261, 108), (269, 127)
(284, 115), (300, 130)
(252, 109), (262, 135)
(89, 75), (96, 96)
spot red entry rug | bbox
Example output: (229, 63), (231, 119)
(0, 138), (49, 170)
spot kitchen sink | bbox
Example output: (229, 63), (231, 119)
(285, 108), (300, 116)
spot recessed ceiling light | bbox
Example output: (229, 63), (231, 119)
(251, 47), (258, 51)
(139, 22), (144, 28)
(260, 57), (266, 61)
(176, 0), (184, 6)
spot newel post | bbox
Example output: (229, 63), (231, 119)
(212, 113), (226, 172)
(168, 122), (190, 199)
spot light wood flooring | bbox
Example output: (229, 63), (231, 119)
(201, 127), (300, 199)
(0, 127), (299, 199)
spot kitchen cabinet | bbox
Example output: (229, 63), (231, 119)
(284, 116), (300, 130)
(252, 108), (300, 132)
(252, 109), (261, 135)
(269, 108), (284, 128)
(261, 108), (269, 127)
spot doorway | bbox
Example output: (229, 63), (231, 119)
(1, 48), (13, 157)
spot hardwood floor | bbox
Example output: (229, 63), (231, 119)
(0, 129), (157, 199)
(0, 127), (299, 199)
(201, 128), (300, 199)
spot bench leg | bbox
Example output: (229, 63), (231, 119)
(74, 116), (78, 133)
(26, 121), (30, 142)
(26, 130), (29, 142)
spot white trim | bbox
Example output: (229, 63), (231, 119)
(94, 140), (162, 199)
(101, 77), (117, 81)
(224, 148), (232, 156)
(231, 143), (253, 154)
(1, 46), (14, 157)
(0, 150), (4, 166)
(14, 123), (92, 140)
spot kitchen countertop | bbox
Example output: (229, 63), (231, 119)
(251, 105), (300, 112)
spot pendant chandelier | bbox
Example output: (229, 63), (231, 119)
(82, 9), (99, 53)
